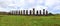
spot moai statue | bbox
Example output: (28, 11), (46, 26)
(26, 10), (28, 15)
(20, 10), (22, 15)
(33, 8), (35, 15)
(46, 10), (48, 15)
(11, 11), (13, 15)
(15, 11), (16, 15)
(19, 10), (20, 15)
(40, 10), (42, 15)
(43, 9), (45, 15)
(36, 10), (38, 15)
(30, 10), (32, 15)
(13, 11), (15, 15)
(23, 10), (25, 15)
(16, 11), (18, 15)
(17, 11), (19, 15)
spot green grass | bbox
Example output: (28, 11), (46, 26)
(0, 15), (60, 26)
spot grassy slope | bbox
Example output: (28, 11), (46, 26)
(0, 15), (60, 26)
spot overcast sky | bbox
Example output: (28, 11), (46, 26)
(0, 0), (60, 14)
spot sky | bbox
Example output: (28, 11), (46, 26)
(0, 0), (60, 14)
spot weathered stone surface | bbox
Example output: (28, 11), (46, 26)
(26, 10), (28, 15)
(43, 9), (45, 15)
(30, 10), (32, 15)
(33, 8), (35, 15)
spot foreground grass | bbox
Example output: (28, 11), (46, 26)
(0, 15), (60, 26)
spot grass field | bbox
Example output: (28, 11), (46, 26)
(0, 15), (60, 26)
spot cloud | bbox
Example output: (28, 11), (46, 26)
(26, 0), (35, 3)
(53, 6), (60, 10)
(0, 0), (60, 14)
(44, 0), (60, 13)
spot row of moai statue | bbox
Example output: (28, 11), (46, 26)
(10, 8), (48, 16)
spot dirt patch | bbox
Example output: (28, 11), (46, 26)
(51, 18), (60, 20)
(54, 24), (60, 26)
